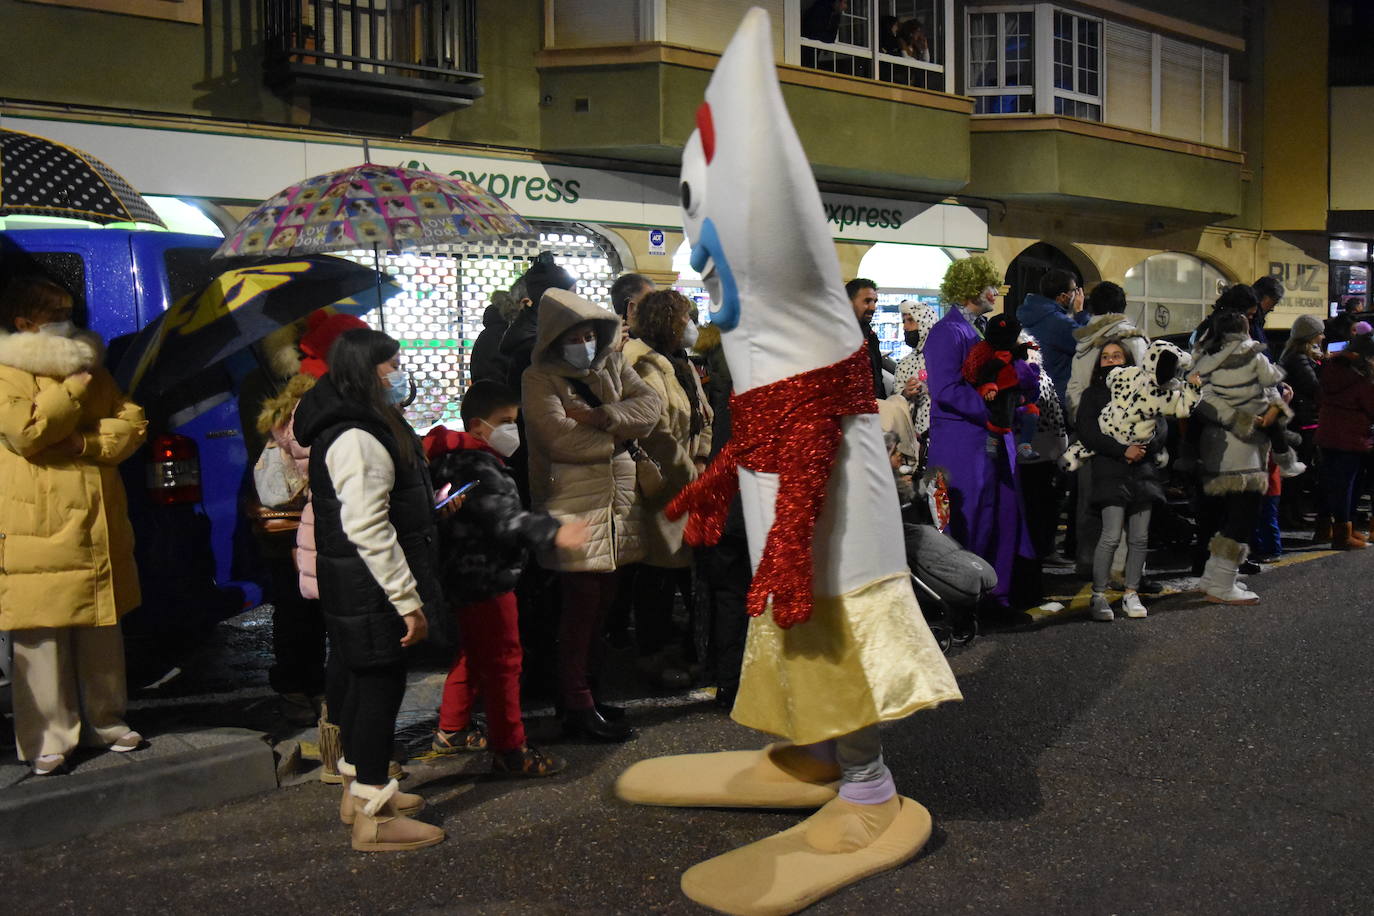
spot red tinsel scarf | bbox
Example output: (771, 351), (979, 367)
(665, 345), (877, 629)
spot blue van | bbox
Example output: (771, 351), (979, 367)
(0, 229), (263, 641)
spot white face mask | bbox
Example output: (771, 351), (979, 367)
(680, 321), (700, 349)
(481, 420), (521, 458)
(563, 339), (598, 370)
(37, 320), (76, 338)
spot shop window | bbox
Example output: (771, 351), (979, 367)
(798, 0), (951, 92)
(858, 242), (952, 359)
(1329, 238), (1370, 315)
(1122, 251), (1227, 338)
(339, 223), (620, 431)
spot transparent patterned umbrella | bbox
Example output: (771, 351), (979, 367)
(214, 163), (531, 259)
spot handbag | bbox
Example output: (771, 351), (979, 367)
(565, 376), (664, 498)
(249, 441), (308, 536)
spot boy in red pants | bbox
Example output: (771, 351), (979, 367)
(423, 381), (588, 776)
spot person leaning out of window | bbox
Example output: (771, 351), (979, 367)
(0, 275), (149, 776)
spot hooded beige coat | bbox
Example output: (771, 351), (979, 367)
(623, 338), (712, 567)
(0, 329), (147, 630)
(522, 290), (662, 572)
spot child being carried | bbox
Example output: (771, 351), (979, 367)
(1060, 339), (1201, 472)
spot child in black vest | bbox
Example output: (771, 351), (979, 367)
(423, 381), (588, 776)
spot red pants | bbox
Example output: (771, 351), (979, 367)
(438, 591), (526, 753)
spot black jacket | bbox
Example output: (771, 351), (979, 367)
(1281, 350), (1321, 429)
(294, 376), (443, 667)
(469, 304), (511, 385)
(499, 305), (540, 395)
(429, 442), (560, 605)
(1076, 379), (1165, 510)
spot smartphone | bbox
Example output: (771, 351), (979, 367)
(1328, 340), (1349, 353)
(435, 480), (479, 509)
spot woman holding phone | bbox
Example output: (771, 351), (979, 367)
(293, 328), (449, 852)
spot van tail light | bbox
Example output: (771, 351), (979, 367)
(145, 433), (202, 505)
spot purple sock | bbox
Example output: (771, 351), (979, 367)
(798, 739), (837, 765)
(838, 769), (897, 805)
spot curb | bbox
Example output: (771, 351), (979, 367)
(0, 730), (278, 851)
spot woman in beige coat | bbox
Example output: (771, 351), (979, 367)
(0, 276), (148, 775)
(622, 290), (712, 684)
(522, 288), (661, 741)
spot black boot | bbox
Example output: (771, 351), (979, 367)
(561, 707), (636, 742)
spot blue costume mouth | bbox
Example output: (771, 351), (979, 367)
(690, 217), (740, 331)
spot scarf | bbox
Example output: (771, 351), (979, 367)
(666, 346), (877, 629)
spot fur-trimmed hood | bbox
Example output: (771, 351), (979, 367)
(693, 321), (723, 354)
(256, 372), (318, 435)
(1073, 313), (1148, 346)
(0, 328), (103, 379)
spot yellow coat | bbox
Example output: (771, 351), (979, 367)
(0, 329), (147, 630)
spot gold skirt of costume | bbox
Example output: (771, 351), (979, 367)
(731, 573), (962, 746)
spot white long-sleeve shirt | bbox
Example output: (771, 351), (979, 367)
(324, 428), (423, 617)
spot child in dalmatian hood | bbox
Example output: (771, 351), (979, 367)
(612, 9), (960, 915)
(1060, 339), (1202, 472)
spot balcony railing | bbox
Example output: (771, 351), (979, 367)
(263, 0), (482, 106)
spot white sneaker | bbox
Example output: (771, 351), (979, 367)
(1121, 592), (1147, 618)
(1090, 593), (1114, 621)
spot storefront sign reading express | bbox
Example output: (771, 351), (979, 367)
(10, 117), (985, 248)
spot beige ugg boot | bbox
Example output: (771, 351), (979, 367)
(348, 780), (445, 852)
(317, 706), (343, 785)
(337, 759), (424, 825)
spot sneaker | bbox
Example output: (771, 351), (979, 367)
(1121, 592), (1147, 618)
(1090, 593), (1114, 622)
(491, 744), (567, 778)
(1238, 560), (1263, 575)
(1016, 443), (1040, 461)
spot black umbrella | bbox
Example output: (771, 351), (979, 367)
(115, 255), (391, 395)
(0, 128), (165, 227)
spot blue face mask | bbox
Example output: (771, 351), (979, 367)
(384, 368), (410, 405)
(563, 340), (598, 371)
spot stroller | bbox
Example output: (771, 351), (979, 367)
(900, 468), (996, 653)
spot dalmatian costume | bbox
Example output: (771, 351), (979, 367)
(1061, 339), (1200, 471)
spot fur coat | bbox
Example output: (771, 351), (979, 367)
(1193, 334), (1286, 495)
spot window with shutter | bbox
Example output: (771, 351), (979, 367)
(1104, 22), (1151, 132)
(1160, 37), (1203, 142)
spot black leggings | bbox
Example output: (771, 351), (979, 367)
(1199, 490), (1267, 544)
(328, 654), (407, 785)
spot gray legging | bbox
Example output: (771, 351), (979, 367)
(1093, 505), (1152, 593)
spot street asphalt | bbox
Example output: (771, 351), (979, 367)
(2, 539), (1372, 915)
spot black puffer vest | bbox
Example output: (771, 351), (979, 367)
(294, 376), (443, 668)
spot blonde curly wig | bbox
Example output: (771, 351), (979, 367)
(939, 255), (1002, 305)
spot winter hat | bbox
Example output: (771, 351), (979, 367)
(983, 313), (1021, 350)
(520, 252), (577, 307)
(1354, 320), (1373, 337)
(1288, 313), (1324, 343)
(299, 310), (369, 378)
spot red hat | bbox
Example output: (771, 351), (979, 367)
(298, 310), (368, 378)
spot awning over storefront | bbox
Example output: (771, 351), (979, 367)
(9, 116), (988, 249)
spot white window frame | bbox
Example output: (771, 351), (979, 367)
(789, 0), (954, 91)
(964, 5), (1037, 112)
(1046, 6), (1104, 118)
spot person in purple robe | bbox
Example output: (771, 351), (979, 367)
(924, 256), (1040, 614)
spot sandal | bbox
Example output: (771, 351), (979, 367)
(432, 725), (488, 754)
(492, 745), (566, 778)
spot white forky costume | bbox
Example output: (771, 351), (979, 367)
(613, 9), (962, 916)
